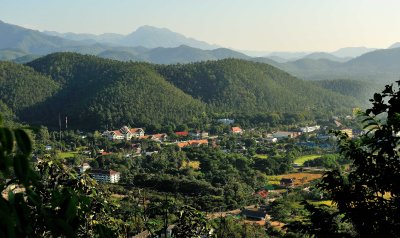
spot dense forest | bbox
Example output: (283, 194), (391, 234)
(312, 79), (378, 103)
(23, 53), (205, 129)
(0, 53), (364, 130)
(158, 59), (359, 115)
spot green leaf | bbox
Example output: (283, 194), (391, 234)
(13, 129), (32, 156)
(0, 127), (14, 153)
(13, 154), (30, 184)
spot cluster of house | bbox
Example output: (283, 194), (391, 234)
(103, 126), (209, 147)
(78, 163), (121, 184)
(103, 126), (145, 140)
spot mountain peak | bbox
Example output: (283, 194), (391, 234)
(119, 25), (217, 50)
(389, 42), (400, 49)
(135, 25), (171, 32)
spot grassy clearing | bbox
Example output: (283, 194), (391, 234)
(267, 172), (323, 186)
(254, 154), (268, 159)
(57, 151), (77, 159)
(308, 200), (333, 206)
(294, 154), (321, 165)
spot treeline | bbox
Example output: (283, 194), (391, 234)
(0, 53), (362, 130)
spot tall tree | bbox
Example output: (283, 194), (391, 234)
(319, 81), (400, 237)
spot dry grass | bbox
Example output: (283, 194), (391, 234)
(308, 200), (333, 206)
(269, 221), (285, 230)
(181, 160), (200, 169)
(267, 172), (323, 186)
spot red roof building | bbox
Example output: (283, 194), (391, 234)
(175, 131), (189, 136)
(231, 127), (243, 134)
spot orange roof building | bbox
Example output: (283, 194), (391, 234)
(231, 127), (243, 134)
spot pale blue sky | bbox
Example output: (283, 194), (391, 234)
(1, 0), (399, 51)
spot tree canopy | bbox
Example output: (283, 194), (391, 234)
(318, 81), (400, 237)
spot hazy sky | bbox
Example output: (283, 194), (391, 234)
(1, 0), (399, 52)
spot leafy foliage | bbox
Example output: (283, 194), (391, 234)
(319, 81), (400, 237)
(172, 205), (211, 238)
(284, 201), (357, 238)
(0, 115), (123, 237)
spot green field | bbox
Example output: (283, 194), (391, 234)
(57, 151), (77, 159)
(294, 154), (321, 165)
(308, 200), (333, 206)
(254, 154), (268, 159)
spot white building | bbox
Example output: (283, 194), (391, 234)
(79, 163), (91, 173)
(217, 118), (235, 125)
(299, 125), (320, 133)
(273, 131), (301, 139)
(103, 126), (145, 140)
(90, 169), (121, 183)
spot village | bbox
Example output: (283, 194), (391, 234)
(26, 113), (360, 236)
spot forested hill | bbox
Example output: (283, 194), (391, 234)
(158, 59), (359, 115)
(23, 53), (205, 129)
(0, 53), (361, 129)
(312, 79), (378, 103)
(0, 61), (59, 112)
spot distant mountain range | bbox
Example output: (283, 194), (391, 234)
(389, 42), (400, 49)
(250, 46), (400, 84)
(1, 20), (400, 84)
(43, 25), (220, 50)
(330, 47), (377, 58)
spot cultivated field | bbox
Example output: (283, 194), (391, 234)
(267, 172), (323, 186)
(293, 154), (321, 165)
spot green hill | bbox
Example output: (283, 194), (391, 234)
(0, 61), (59, 113)
(24, 53), (205, 129)
(158, 59), (359, 116)
(313, 79), (378, 103)
(0, 53), (363, 129)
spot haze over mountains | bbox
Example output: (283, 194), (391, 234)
(44, 25), (219, 50)
(1, 19), (400, 85)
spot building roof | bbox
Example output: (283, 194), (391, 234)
(241, 209), (267, 219)
(130, 128), (143, 133)
(280, 178), (294, 183)
(176, 139), (208, 148)
(256, 189), (269, 199)
(175, 131), (189, 136)
(177, 142), (190, 148)
(152, 133), (167, 139)
(188, 139), (208, 146)
(112, 130), (122, 136)
(231, 127), (242, 132)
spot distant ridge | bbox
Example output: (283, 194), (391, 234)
(389, 42), (400, 49)
(302, 52), (350, 62)
(44, 25), (219, 50)
(331, 47), (376, 58)
(0, 20), (84, 54)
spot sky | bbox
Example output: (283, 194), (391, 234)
(1, 0), (399, 52)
